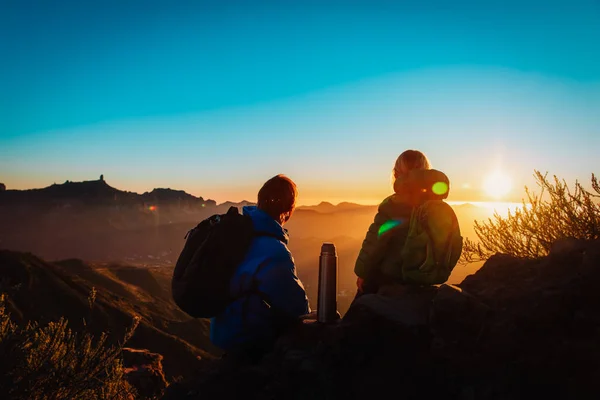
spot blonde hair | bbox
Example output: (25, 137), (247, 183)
(392, 150), (431, 180)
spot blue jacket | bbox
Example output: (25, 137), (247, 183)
(210, 206), (310, 351)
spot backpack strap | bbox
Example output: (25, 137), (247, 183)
(443, 216), (459, 266)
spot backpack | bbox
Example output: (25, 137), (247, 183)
(171, 206), (259, 318)
(393, 169), (463, 285)
(400, 199), (463, 285)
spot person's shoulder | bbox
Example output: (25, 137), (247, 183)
(378, 193), (412, 217)
(254, 235), (292, 261)
(378, 195), (395, 210)
(379, 194), (409, 210)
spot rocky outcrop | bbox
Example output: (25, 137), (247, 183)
(122, 348), (168, 399)
(163, 238), (600, 399)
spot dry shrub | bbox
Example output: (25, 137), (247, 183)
(461, 171), (600, 262)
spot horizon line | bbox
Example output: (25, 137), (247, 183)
(1, 177), (526, 209)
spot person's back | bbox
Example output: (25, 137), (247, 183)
(354, 150), (458, 294)
(210, 175), (309, 361)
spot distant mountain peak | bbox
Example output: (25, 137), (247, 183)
(143, 188), (206, 203)
(49, 177), (120, 193)
(337, 201), (362, 207)
(297, 201), (368, 213)
(217, 200), (256, 208)
(318, 201), (334, 206)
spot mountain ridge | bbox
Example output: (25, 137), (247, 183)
(297, 201), (369, 213)
(0, 177), (219, 208)
(0, 178), (378, 209)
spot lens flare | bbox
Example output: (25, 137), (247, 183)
(149, 205), (157, 211)
(378, 219), (403, 237)
(432, 181), (449, 196)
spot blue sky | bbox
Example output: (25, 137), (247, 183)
(1, 0), (599, 204)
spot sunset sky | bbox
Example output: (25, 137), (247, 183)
(1, 1), (599, 205)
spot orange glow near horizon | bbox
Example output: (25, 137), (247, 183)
(1, 174), (526, 206)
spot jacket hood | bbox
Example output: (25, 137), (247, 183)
(393, 169), (450, 206)
(242, 205), (289, 244)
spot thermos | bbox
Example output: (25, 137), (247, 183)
(317, 242), (338, 323)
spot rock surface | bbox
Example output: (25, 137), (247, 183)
(163, 238), (600, 400)
(122, 348), (169, 399)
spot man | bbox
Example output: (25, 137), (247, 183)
(210, 174), (310, 362)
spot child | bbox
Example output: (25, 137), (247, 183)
(354, 149), (433, 294)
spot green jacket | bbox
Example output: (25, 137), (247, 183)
(354, 194), (413, 282)
(354, 168), (453, 283)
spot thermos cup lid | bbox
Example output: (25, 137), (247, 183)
(320, 242), (336, 256)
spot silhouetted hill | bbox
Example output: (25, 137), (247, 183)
(454, 202), (479, 209)
(297, 201), (336, 213)
(297, 201), (367, 213)
(217, 200), (255, 209)
(0, 177), (216, 209)
(164, 238), (600, 399)
(0, 178), (221, 263)
(0, 178), (272, 264)
(0, 178), (137, 208)
(142, 188), (216, 208)
(337, 201), (369, 211)
(0, 250), (220, 380)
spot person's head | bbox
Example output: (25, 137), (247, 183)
(257, 174), (298, 225)
(392, 150), (431, 181)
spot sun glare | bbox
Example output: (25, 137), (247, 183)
(483, 171), (512, 199)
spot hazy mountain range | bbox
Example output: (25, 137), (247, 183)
(0, 177), (495, 316)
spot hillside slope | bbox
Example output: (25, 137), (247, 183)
(0, 250), (220, 380)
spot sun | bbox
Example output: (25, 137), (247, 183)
(483, 171), (512, 199)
